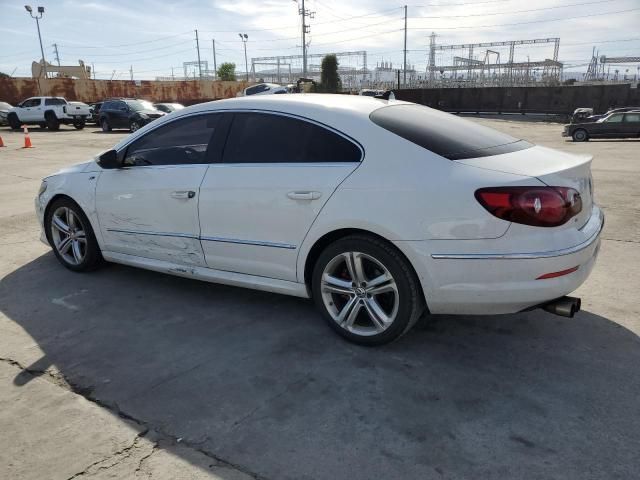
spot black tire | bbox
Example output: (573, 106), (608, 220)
(45, 197), (103, 272)
(129, 120), (141, 132)
(73, 120), (85, 130)
(39, 122), (47, 129)
(45, 112), (60, 131)
(312, 234), (425, 346)
(572, 129), (588, 142)
(101, 118), (111, 132)
(7, 113), (21, 130)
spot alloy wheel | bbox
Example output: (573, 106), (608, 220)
(50, 206), (87, 266)
(320, 251), (399, 336)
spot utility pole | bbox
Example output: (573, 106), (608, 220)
(297, 0), (314, 77)
(212, 39), (217, 78)
(25, 6), (47, 79)
(52, 42), (60, 66)
(130, 65), (133, 81)
(403, 5), (407, 88)
(91, 62), (95, 80)
(195, 29), (202, 79)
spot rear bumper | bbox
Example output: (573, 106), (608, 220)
(395, 206), (604, 315)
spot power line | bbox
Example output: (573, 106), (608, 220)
(408, 7), (640, 30)
(409, 0), (625, 19)
(53, 31), (193, 49)
(59, 39), (195, 57)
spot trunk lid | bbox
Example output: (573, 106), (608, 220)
(457, 145), (594, 229)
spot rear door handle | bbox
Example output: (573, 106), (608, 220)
(171, 190), (196, 199)
(287, 191), (322, 201)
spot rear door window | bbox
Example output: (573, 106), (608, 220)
(45, 98), (66, 106)
(222, 112), (362, 163)
(624, 113), (640, 123)
(369, 104), (532, 160)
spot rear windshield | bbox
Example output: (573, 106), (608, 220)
(369, 104), (532, 160)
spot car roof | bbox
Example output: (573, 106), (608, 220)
(188, 93), (402, 116)
(112, 94), (404, 152)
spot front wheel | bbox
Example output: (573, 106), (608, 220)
(312, 235), (425, 346)
(45, 113), (60, 131)
(572, 129), (588, 142)
(130, 120), (141, 132)
(45, 198), (103, 272)
(7, 113), (21, 130)
(73, 120), (85, 130)
(101, 118), (111, 132)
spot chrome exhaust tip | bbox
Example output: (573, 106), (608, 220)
(543, 296), (581, 318)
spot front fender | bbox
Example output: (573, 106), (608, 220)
(37, 172), (103, 247)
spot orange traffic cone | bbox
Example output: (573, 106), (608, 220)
(0, 135), (5, 147)
(22, 125), (33, 149)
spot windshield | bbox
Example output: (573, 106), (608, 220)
(126, 100), (155, 112)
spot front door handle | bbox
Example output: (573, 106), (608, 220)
(287, 191), (322, 201)
(171, 190), (196, 199)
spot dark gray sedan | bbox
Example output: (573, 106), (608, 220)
(563, 111), (640, 141)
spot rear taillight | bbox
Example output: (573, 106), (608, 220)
(475, 186), (582, 227)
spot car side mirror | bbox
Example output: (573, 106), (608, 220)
(97, 149), (122, 169)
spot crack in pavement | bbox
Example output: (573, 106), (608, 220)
(66, 430), (150, 479)
(602, 237), (640, 244)
(0, 356), (268, 480)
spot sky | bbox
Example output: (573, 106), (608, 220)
(0, 0), (638, 80)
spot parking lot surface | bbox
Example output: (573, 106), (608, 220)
(1, 120), (639, 479)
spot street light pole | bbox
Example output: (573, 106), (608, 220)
(25, 5), (47, 79)
(239, 33), (249, 82)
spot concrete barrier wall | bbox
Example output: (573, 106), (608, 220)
(395, 84), (640, 115)
(0, 77), (249, 105)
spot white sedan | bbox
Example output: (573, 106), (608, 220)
(35, 95), (603, 345)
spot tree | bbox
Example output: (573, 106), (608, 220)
(320, 54), (341, 93)
(217, 62), (236, 81)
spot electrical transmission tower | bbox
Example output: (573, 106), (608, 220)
(297, 0), (314, 77)
(52, 43), (61, 66)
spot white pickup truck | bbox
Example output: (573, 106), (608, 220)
(7, 96), (92, 131)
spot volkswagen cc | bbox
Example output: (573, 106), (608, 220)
(36, 95), (603, 345)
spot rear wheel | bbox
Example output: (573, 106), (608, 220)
(73, 120), (85, 130)
(7, 113), (21, 130)
(572, 129), (588, 142)
(39, 122), (47, 129)
(312, 235), (424, 346)
(45, 198), (103, 272)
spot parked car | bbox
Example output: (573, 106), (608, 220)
(154, 102), (185, 113)
(563, 111), (640, 141)
(0, 101), (12, 126)
(98, 98), (165, 132)
(88, 102), (103, 124)
(570, 106), (640, 124)
(7, 96), (91, 130)
(359, 89), (385, 97)
(35, 95), (602, 345)
(239, 83), (290, 96)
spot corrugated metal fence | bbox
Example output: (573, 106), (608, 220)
(0, 77), (248, 105)
(394, 84), (640, 115)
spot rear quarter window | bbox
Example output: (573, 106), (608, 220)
(369, 104), (532, 160)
